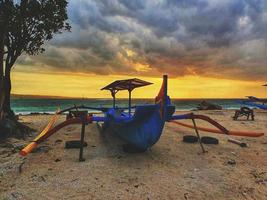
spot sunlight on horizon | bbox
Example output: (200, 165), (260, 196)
(11, 70), (267, 99)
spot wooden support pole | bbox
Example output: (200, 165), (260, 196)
(79, 121), (86, 162)
(192, 118), (206, 153)
(79, 114), (86, 162)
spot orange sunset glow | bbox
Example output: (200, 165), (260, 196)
(12, 69), (266, 99)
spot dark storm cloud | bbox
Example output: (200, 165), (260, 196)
(18, 0), (267, 81)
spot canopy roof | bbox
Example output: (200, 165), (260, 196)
(101, 78), (153, 92)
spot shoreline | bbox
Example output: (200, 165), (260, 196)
(15, 108), (266, 116)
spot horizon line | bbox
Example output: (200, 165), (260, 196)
(11, 93), (258, 100)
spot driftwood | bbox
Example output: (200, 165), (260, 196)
(228, 138), (247, 147)
(19, 161), (25, 174)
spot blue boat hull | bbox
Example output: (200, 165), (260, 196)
(104, 104), (175, 150)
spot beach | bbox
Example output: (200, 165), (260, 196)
(0, 110), (266, 200)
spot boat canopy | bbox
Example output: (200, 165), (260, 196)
(101, 78), (152, 91)
(101, 78), (153, 114)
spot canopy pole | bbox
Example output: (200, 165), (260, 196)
(163, 75), (168, 120)
(113, 95), (115, 108)
(128, 89), (132, 116)
(111, 90), (117, 108)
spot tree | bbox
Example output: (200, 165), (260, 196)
(0, 0), (70, 138)
(0, 1), (8, 121)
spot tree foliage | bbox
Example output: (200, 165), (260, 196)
(2, 0), (71, 68)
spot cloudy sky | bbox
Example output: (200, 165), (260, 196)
(13, 0), (267, 98)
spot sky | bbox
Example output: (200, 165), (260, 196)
(12, 0), (267, 98)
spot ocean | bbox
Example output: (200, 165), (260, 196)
(11, 98), (245, 115)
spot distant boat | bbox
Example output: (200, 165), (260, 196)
(239, 100), (267, 110)
(238, 84), (267, 110)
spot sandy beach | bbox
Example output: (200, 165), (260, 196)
(0, 110), (266, 200)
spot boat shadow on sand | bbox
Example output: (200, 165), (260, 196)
(62, 123), (167, 166)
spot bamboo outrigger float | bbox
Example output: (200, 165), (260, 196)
(20, 75), (265, 161)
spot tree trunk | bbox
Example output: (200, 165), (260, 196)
(0, 63), (32, 139)
(0, 21), (5, 121)
(3, 66), (11, 114)
(0, 4), (33, 140)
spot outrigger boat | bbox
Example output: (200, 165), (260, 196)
(238, 84), (267, 110)
(238, 96), (267, 110)
(20, 75), (264, 161)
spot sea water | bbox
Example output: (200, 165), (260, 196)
(11, 98), (246, 115)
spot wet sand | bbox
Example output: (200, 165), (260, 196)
(0, 110), (266, 200)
